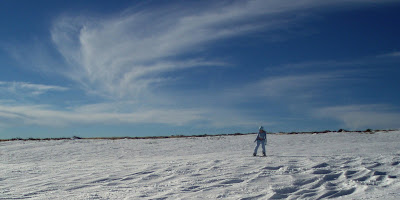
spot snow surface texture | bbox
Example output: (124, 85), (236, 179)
(1, 131), (400, 199)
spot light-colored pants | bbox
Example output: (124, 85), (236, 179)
(254, 140), (266, 154)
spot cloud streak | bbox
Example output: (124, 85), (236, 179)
(0, 103), (205, 127)
(2, 0), (399, 134)
(0, 81), (68, 96)
(377, 51), (400, 58)
(50, 0), (397, 99)
(46, 0), (399, 129)
(313, 104), (400, 130)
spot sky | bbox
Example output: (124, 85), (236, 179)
(0, 0), (400, 139)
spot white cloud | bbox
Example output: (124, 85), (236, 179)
(0, 81), (68, 96)
(0, 103), (205, 127)
(51, 6), (241, 99)
(0, 98), (269, 129)
(377, 51), (400, 58)
(3, 0), (398, 131)
(313, 104), (400, 130)
(50, 0), (397, 99)
(255, 74), (338, 98)
(225, 72), (345, 102)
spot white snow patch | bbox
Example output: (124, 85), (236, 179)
(1, 131), (400, 199)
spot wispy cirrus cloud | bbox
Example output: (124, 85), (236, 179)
(50, 0), (397, 99)
(377, 51), (400, 58)
(2, 0), (398, 133)
(251, 73), (340, 98)
(256, 51), (400, 100)
(0, 102), (205, 127)
(313, 104), (400, 130)
(220, 52), (400, 129)
(0, 99), (266, 130)
(224, 72), (348, 103)
(0, 81), (68, 96)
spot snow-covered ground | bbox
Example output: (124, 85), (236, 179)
(1, 131), (399, 199)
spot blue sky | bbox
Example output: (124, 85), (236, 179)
(1, 0), (400, 139)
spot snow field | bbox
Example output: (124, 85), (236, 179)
(1, 131), (399, 199)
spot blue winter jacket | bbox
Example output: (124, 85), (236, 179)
(255, 131), (267, 141)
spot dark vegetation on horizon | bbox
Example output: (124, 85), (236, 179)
(0, 129), (397, 142)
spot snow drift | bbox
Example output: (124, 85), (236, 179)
(1, 131), (399, 199)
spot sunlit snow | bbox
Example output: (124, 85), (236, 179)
(1, 131), (399, 199)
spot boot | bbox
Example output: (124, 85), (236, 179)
(253, 153), (256, 156)
(263, 152), (266, 156)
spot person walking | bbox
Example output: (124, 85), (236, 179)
(253, 126), (267, 156)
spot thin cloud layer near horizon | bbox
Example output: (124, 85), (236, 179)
(0, 0), (399, 138)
